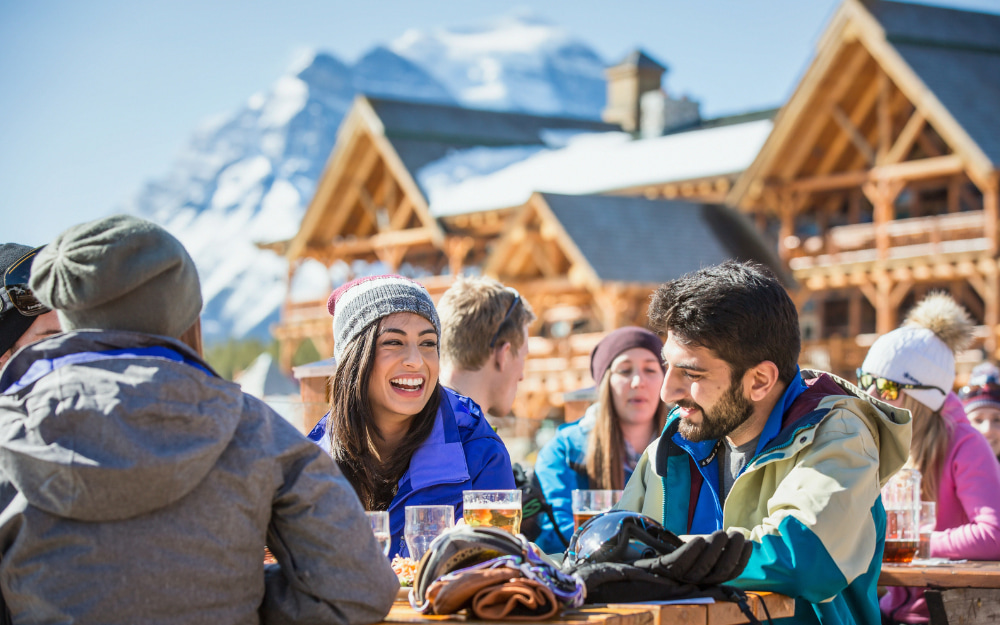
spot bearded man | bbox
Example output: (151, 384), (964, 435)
(618, 261), (911, 625)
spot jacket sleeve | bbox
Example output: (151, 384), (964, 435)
(261, 416), (398, 625)
(931, 428), (1000, 559)
(465, 436), (516, 491)
(728, 409), (882, 603)
(533, 432), (586, 553)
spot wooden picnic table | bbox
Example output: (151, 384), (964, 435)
(879, 561), (1000, 625)
(879, 560), (1000, 589)
(384, 592), (794, 625)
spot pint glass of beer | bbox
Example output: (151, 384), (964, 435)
(881, 468), (921, 563)
(571, 489), (623, 530)
(462, 490), (522, 534)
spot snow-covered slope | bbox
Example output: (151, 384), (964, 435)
(127, 13), (610, 343)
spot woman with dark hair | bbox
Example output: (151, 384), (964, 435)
(859, 293), (1000, 624)
(532, 327), (668, 553)
(311, 275), (514, 558)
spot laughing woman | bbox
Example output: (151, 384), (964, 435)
(313, 275), (514, 558)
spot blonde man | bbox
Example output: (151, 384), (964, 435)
(437, 276), (536, 417)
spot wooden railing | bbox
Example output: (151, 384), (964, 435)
(789, 210), (987, 269)
(802, 325), (993, 384)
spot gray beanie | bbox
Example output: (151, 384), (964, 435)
(326, 275), (439, 363)
(29, 214), (202, 339)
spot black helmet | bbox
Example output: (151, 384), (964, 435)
(565, 510), (683, 570)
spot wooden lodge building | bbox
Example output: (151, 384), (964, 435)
(270, 0), (1000, 427)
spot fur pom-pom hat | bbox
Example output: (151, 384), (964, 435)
(861, 292), (973, 411)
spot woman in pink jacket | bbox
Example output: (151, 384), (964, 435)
(858, 293), (1000, 624)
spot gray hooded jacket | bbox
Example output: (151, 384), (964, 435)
(0, 331), (398, 625)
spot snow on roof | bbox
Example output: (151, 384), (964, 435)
(420, 118), (773, 217)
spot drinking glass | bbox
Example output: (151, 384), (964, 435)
(462, 490), (522, 534)
(881, 468), (921, 564)
(404, 505), (454, 561)
(571, 489), (623, 530)
(917, 501), (936, 560)
(365, 510), (391, 557)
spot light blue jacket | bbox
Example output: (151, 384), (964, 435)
(532, 405), (636, 554)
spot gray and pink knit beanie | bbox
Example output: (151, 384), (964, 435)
(327, 275), (440, 363)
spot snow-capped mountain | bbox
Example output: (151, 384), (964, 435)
(127, 13), (609, 343)
(391, 12), (606, 118)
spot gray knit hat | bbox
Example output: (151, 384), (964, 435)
(327, 275), (439, 363)
(29, 214), (202, 339)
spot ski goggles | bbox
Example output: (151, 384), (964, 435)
(565, 510), (683, 568)
(959, 381), (1000, 404)
(856, 368), (946, 401)
(1, 247), (49, 318)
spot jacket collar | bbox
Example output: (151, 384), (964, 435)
(755, 366), (808, 455)
(668, 366), (808, 463)
(403, 388), (471, 491)
(1, 331), (216, 395)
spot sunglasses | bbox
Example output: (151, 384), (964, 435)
(488, 288), (521, 349)
(856, 368), (946, 401)
(0, 247), (49, 318)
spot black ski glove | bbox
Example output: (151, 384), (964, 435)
(633, 529), (752, 586)
(571, 561), (703, 603)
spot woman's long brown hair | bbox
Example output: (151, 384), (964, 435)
(900, 392), (953, 502)
(328, 320), (441, 510)
(584, 370), (668, 490)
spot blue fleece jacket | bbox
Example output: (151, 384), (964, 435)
(307, 387), (514, 558)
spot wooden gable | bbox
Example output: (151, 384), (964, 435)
(730, 0), (998, 238)
(286, 96), (446, 273)
(726, 0), (1000, 371)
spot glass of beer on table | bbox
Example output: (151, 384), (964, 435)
(572, 489), (623, 530)
(462, 490), (522, 534)
(881, 468), (921, 564)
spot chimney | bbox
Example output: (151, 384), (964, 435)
(602, 50), (667, 133)
(641, 91), (701, 138)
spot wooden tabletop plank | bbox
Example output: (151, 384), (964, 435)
(385, 592), (795, 625)
(880, 561), (1000, 589)
(605, 593), (794, 625)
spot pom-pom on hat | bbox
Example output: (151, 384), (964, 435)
(590, 326), (664, 385)
(960, 362), (1000, 414)
(29, 215), (202, 339)
(861, 292), (973, 411)
(327, 275), (439, 363)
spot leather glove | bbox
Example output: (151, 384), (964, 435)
(633, 530), (752, 586)
(572, 561), (702, 603)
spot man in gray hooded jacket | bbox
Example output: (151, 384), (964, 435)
(0, 215), (398, 624)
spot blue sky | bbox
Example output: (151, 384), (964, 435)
(2, 0), (998, 245)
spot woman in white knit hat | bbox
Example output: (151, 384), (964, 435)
(859, 293), (1000, 624)
(313, 275), (515, 560)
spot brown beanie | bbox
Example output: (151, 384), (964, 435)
(29, 215), (202, 339)
(590, 327), (664, 384)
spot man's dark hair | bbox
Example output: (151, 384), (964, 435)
(648, 261), (800, 385)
